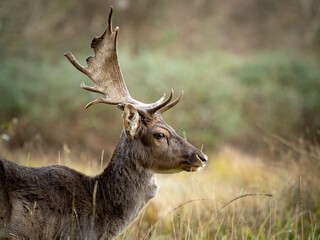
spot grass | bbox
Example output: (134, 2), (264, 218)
(125, 147), (318, 240)
(1, 136), (319, 239)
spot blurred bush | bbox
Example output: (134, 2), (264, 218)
(120, 50), (320, 150)
(1, 50), (319, 152)
(1, 0), (320, 153)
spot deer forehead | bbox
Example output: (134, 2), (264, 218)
(144, 117), (173, 133)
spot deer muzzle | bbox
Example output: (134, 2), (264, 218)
(182, 152), (208, 172)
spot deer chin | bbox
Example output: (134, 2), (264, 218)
(154, 168), (184, 174)
(182, 166), (203, 172)
(154, 167), (202, 174)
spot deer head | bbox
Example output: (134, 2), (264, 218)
(65, 7), (207, 173)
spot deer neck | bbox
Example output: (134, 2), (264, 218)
(107, 132), (158, 198)
(95, 131), (158, 237)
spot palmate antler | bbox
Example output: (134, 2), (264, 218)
(65, 7), (182, 119)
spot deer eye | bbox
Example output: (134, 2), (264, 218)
(154, 133), (165, 139)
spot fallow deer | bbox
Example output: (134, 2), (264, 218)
(0, 7), (207, 240)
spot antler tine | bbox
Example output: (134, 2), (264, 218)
(107, 6), (113, 33)
(80, 81), (105, 95)
(147, 89), (174, 115)
(156, 91), (184, 115)
(85, 97), (110, 109)
(64, 52), (88, 75)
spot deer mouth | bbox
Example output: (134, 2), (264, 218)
(181, 154), (207, 172)
(181, 163), (205, 172)
(182, 165), (203, 172)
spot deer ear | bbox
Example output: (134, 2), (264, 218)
(123, 104), (140, 138)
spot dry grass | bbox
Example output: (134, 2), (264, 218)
(0, 139), (319, 239)
(119, 145), (319, 240)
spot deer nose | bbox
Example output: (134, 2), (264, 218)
(198, 154), (208, 165)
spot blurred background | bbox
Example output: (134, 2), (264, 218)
(1, 0), (320, 239)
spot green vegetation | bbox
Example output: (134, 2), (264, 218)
(121, 50), (320, 148)
(1, 51), (319, 150)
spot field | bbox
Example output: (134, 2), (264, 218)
(1, 136), (319, 239)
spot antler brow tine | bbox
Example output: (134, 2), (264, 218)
(148, 89), (174, 115)
(64, 52), (88, 75)
(157, 91), (184, 115)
